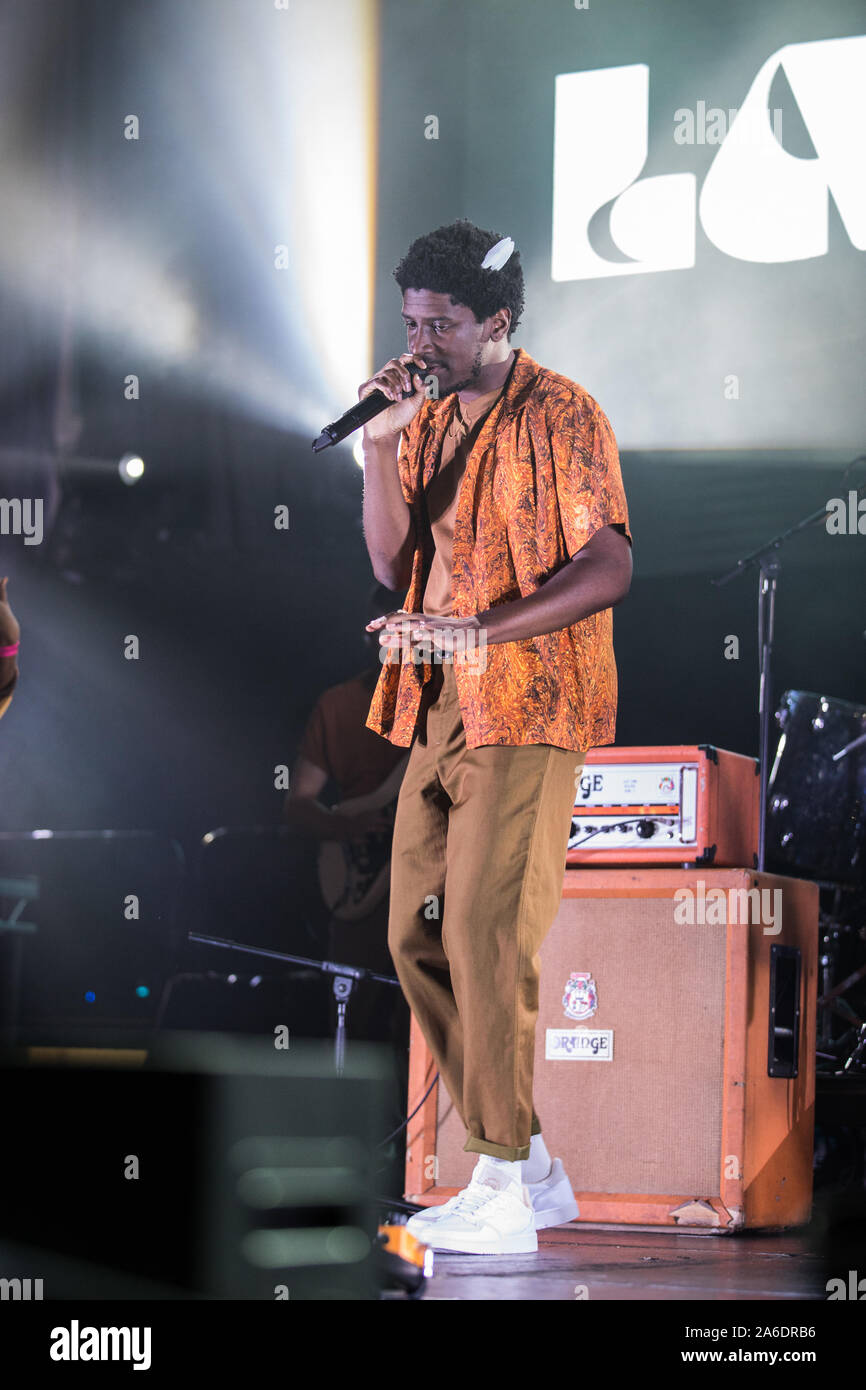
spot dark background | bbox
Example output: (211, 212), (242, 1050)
(0, 0), (864, 851)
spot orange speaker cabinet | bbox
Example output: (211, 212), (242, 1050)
(404, 868), (818, 1233)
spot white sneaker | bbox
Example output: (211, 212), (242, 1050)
(406, 1155), (578, 1238)
(412, 1161), (538, 1254)
(405, 1190), (468, 1238)
(405, 1156), (510, 1238)
(528, 1157), (580, 1229)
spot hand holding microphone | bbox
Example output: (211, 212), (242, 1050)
(311, 353), (429, 451)
(358, 354), (428, 444)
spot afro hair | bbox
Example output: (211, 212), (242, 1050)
(393, 219), (524, 340)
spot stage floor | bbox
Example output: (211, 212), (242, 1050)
(409, 1222), (828, 1301)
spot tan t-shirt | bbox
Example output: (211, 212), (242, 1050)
(298, 671), (408, 801)
(421, 382), (504, 616)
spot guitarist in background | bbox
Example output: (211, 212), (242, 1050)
(284, 583), (410, 1042)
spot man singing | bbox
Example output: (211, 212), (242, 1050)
(359, 220), (632, 1254)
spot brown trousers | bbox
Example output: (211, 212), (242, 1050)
(387, 660), (586, 1160)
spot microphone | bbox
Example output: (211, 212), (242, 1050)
(311, 364), (422, 452)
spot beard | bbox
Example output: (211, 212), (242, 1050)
(435, 345), (484, 397)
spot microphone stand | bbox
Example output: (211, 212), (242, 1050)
(712, 462), (866, 872)
(184, 932), (400, 1076)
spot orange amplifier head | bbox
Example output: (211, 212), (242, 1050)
(566, 744), (759, 868)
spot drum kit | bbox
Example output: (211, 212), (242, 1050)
(714, 456), (866, 1079)
(766, 690), (866, 1075)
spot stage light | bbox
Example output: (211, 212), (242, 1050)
(118, 453), (145, 485)
(0, 4), (377, 453)
(353, 436), (366, 469)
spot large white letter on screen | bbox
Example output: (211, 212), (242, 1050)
(700, 35), (866, 263)
(551, 64), (696, 282)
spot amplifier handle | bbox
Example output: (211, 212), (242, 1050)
(680, 766), (697, 842)
(767, 944), (801, 1079)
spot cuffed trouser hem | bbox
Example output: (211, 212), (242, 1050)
(464, 1136), (532, 1162)
(462, 1111), (542, 1162)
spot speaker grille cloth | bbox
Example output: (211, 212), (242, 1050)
(435, 895), (726, 1195)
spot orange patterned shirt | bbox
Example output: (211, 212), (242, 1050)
(365, 346), (632, 753)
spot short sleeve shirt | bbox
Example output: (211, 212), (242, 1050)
(365, 346), (632, 753)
